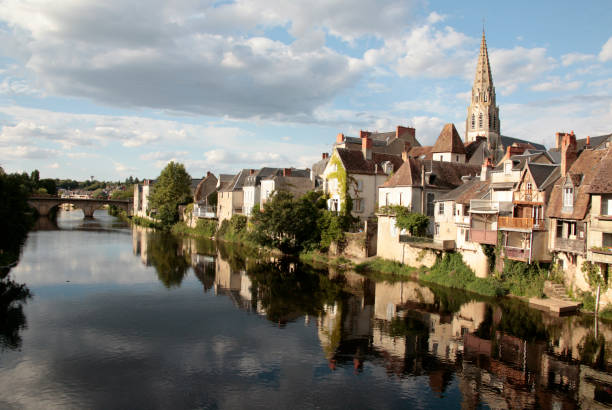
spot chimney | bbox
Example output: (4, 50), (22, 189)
(207, 171), (212, 177)
(359, 130), (371, 139)
(283, 168), (292, 177)
(336, 133), (345, 143)
(396, 126), (416, 139)
(249, 169), (255, 175)
(561, 132), (577, 177)
(362, 137), (372, 160)
(322, 152), (329, 160)
(586, 136), (590, 147)
(481, 157), (492, 181)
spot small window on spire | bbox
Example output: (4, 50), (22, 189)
(478, 113), (483, 128)
(471, 114), (475, 129)
(484, 92), (487, 102)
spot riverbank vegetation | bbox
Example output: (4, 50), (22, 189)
(355, 258), (417, 277)
(149, 162), (192, 227)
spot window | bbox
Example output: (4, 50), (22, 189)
(385, 192), (390, 206)
(438, 202), (445, 215)
(602, 195), (612, 216)
(504, 162), (512, 174)
(478, 113), (483, 128)
(456, 155), (459, 162)
(526, 182), (532, 191)
(355, 179), (363, 192)
(564, 187), (574, 208)
(399, 192), (402, 206)
(484, 92), (488, 102)
(569, 222), (577, 237)
(434, 223), (440, 236)
(426, 193), (435, 216)
(354, 198), (363, 212)
(465, 228), (470, 241)
(471, 114), (475, 129)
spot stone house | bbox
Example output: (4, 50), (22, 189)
(335, 125), (420, 156)
(431, 123), (467, 163)
(192, 171), (218, 218)
(217, 171), (246, 224)
(133, 179), (155, 219)
(548, 135), (612, 304)
(376, 158), (480, 266)
(311, 153), (330, 191)
(497, 162), (560, 264)
(322, 138), (403, 220)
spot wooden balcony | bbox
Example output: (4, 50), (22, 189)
(469, 229), (497, 245)
(552, 237), (586, 254)
(590, 248), (612, 264)
(498, 216), (545, 231)
(504, 246), (529, 262)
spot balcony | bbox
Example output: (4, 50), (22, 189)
(193, 205), (217, 219)
(469, 200), (513, 214)
(553, 237), (586, 254)
(504, 246), (529, 262)
(399, 235), (455, 251)
(498, 216), (545, 231)
(469, 229), (498, 245)
(590, 247), (612, 264)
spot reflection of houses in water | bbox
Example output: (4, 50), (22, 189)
(192, 253), (216, 292)
(131, 226), (151, 266)
(214, 253), (264, 314)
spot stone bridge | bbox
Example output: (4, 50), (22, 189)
(28, 196), (132, 218)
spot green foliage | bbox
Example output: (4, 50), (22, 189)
(171, 219), (217, 238)
(250, 191), (320, 253)
(91, 188), (107, 199)
(146, 232), (190, 288)
(420, 253), (506, 297)
(354, 257), (417, 277)
(111, 186), (134, 200)
(379, 205), (429, 236)
(578, 331), (608, 369)
(149, 161), (192, 227)
(318, 210), (346, 250)
(217, 215), (249, 243)
(481, 244), (496, 275)
(0, 276), (32, 350)
(0, 170), (35, 267)
(500, 260), (548, 298)
(131, 216), (162, 229)
(600, 305), (612, 321)
(582, 261), (608, 291)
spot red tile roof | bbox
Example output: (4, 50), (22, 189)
(432, 123), (466, 154)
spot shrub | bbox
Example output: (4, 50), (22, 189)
(355, 257), (416, 277)
(500, 260), (548, 298)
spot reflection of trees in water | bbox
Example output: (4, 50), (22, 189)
(147, 232), (190, 288)
(248, 259), (345, 324)
(0, 276), (32, 351)
(474, 299), (549, 342)
(579, 331), (609, 370)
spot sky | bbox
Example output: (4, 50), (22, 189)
(0, 0), (611, 181)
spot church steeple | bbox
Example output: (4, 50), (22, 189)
(465, 28), (501, 148)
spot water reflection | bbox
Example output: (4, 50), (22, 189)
(133, 227), (612, 409)
(4, 211), (612, 408)
(0, 276), (32, 351)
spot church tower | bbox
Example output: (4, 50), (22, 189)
(465, 29), (501, 148)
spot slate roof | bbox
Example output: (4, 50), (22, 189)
(311, 157), (329, 177)
(406, 146), (433, 160)
(465, 139), (490, 165)
(336, 148), (404, 175)
(380, 158), (480, 190)
(500, 135), (546, 151)
(547, 147), (609, 219)
(546, 149), (562, 164)
(436, 178), (490, 205)
(526, 163), (559, 189)
(432, 123), (466, 154)
(577, 133), (612, 152)
(243, 167), (281, 187)
(220, 170), (249, 192)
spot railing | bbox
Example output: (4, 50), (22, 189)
(590, 248), (612, 264)
(513, 191), (540, 203)
(498, 216), (544, 230)
(193, 205), (217, 218)
(504, 246), (529, 261)
(553, 237), (586, 254)
(399, 235), (455, 250)
(469, 229), (497, 245)
(470, 199), (499, 212)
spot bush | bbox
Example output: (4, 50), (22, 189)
(217, 215), (249, 242)
(500, 260), (548, 298)
(171, 219), (217, 238)
(420, 253), (506, 297)
(355, 257), (417, 277)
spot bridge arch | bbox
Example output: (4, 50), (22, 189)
(28, 197), (132, 219)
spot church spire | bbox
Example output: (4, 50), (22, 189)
(465, 28), (500, 148)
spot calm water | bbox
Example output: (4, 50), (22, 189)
(1, 209), (612, 409)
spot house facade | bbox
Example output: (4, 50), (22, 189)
(133, 179), (155, 219)
(217, 171), (246, 224)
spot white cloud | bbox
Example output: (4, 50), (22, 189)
(0, 145), (59, 159)
(490, 47), (556, 95)
(599, 36), (612, 62)
(561, 52), (595, 66)
(531, 77), (582, 92)
(49, 162), (59, 169)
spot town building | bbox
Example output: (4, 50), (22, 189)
(260, 169), (313, 206)
(133, 179), (155, 219)
(335, 126), (420, 156)
(322, 138), (403, 220)
(193, 171), (218, 218)
(217, 171), (246, 224)
(242, 167), (282, 216)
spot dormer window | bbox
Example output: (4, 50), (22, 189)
(382, 161), (394, 175)
(564, 187), (573, 208)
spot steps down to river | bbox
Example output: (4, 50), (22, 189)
(530, 281), (581, 314)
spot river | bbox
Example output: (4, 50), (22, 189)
(1, 209), (611, 409)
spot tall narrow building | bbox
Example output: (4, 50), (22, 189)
(465, 29), (501, 149)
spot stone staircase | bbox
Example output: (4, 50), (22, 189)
(543, 281), (572, 301)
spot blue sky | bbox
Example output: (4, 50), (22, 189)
(0, 0), (611, 180)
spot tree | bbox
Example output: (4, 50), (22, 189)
(148, 161), (192, 227)
(250, 191), (321, 253)
(384, 205), (430, 236)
